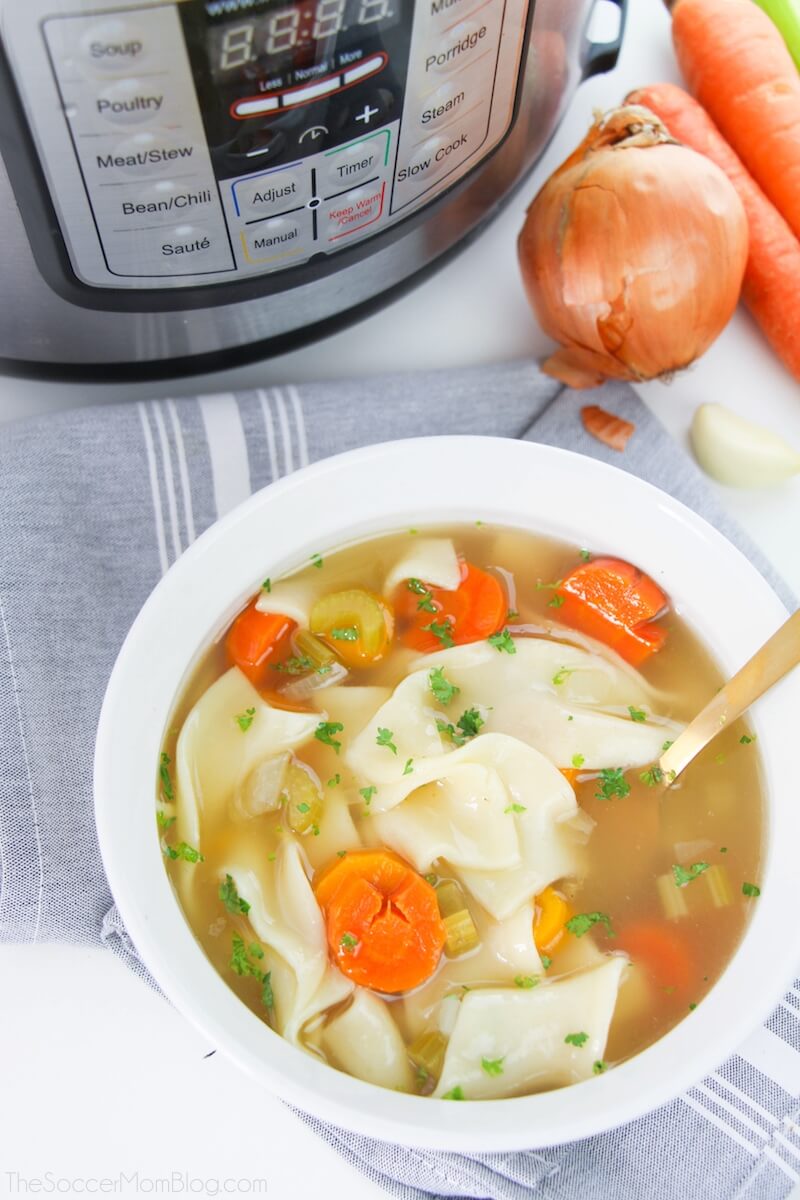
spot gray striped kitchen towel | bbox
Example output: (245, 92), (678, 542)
(1, 359), (798, 1200)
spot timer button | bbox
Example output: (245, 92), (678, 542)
(78, 18), (149, 73)
(422, 21), (489, 76)
(95, 78), (167, 126)
(233, 168), (306, 220)
(323, 141), (384, 193)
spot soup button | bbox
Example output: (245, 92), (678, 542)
(79, 18), (150, 73)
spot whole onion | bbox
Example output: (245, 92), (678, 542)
(518, 105), (749, 388)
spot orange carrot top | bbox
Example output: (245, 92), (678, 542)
(553, 557), (668, 666)
(315, 849), (446, 993)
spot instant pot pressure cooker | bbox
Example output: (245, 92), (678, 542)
(0, 0), (625, 375)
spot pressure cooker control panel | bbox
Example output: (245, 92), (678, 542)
(4, 0), (529, 288)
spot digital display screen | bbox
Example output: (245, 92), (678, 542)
(207, 0), (401, 81)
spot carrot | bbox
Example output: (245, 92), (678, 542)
(670, 0), (800, 240)
(225, 600), (295, 686)
(616, 922), (694, 994)
(559, 768), (580, 787)
(628, 83), (800, 382)
(581, 405), (636, 453)
(533, 886), (571, 956)
(314, 849), (446, 993)
(553, 557), (668, 666)
(395, 560), (506, 652)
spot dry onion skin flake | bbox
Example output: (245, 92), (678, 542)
(518, 106), (749, 389)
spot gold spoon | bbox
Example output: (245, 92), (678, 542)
(659, 608), (800, 785)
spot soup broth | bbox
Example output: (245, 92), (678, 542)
(160, 526), (763, 1099)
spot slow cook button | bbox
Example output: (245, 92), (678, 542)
(324, 181), (386, 241)
(243, 215), (306, 263)
(422, 22), (489, 76)
(92, 131), (200, 178)
(418, 79), (472, 131)
(395, 127), (472, 185)
(78, 18), (150, 73)
(95, 78), (167, 125)
(233, 169), (306, 220)
(323, 141), (384, 193)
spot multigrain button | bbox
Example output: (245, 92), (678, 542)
(323, 141), (383, 193)
(418, 79), (470, 131)
(95, 78), (166, 125)
(233, 169), (305, 219)
(79, 18), (149, 73)
(93, 130), (199, 178)
(244, 216), (305, 262)
(423, 22), (488, 75)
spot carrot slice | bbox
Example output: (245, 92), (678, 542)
(616, 922), (694, 994)
(225, 600), (296, 686)
(315, 849), (446, 993)
(553, 557), (668, 666)
(395, 560), (506, 652)
(581, 405), (636, 452)
(534, 886), (572, 956)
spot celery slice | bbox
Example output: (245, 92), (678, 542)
(753, 0), (800, 70)
(657, 873), (689, 921)
(409, 1029), (448, 1082)
(283, 762), (323, 835)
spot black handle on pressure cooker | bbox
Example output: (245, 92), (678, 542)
(581, 0), (628, 79)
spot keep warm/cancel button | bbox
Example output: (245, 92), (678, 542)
(324, 181), (386, 242)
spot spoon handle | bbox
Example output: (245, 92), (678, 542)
(660, 608), (800, 783)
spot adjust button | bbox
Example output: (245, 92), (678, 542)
(233, 168), (306, 219)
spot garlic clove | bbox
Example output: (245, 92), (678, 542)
(690, 403), (800, 488)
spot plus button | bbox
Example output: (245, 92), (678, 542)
(354, 103), (380, 125)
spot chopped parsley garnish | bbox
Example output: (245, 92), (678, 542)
(429, 666), (460, 706)
(425, 873), (438, 886)
(156, 810), (175, 832)
(640, 766), (664, 788)
(481, 1056), (505, 1077)
(359, 786), (377, 805)
(536, 578), (562, 591)
(328, 774), (341, 788)
(315, 721), (344, 754)
(514, 975), (539, 989)
(403, 758), (414, 775)
(336, 850), (347, 858)
(488, 628), (516, 654)
(261, 578), (271, 592)
(715, 752), (726, 765)
(740, 734), (755, 745)
(442, 1085), (464, 1100)
(407, 578), (437, 613)
(742, 882), (761, 897)
(272, 655), (315, 676)
(552, 666), (574, 686)
(595, 768), (630, 801)
(571, 753), (585, 769)
(540, 954), (552, 970)
(219, 873), (251, 915)
(564, 1032), (589, 1047)
(296, 802), (311, 814)
(311, 552), (323, 568)
(672, 862), (710, 888)
(261, 973), (274, 1009)
(422, 619), (455, 648)
(548, 594), (565, 609)
(566, 911), (615, 939)
(437, 708), (485, 747)
(720, 846), (728, 854)
(163, 840), (204, 864)
(235, 707), (256, 732)
(579, 548), (592, 562)
(593, 1060), (607, 1075)
(661, 740), (674, 753)
(340, 932), (359, 953)
(505, 803), (527, 815)
(331, 626), (358, 642)
(628, 706), (647, 723)
(159, 752), (174, 802)
(689, 1002), (697, 1012)
(507, 609), (520, 622)
(376, 727), (397, 754)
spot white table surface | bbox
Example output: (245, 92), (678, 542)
(1, 0), (798, 1196)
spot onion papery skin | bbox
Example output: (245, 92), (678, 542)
(518, 106), (749, 388)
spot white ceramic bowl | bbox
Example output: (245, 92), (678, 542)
(94, 436), (800, 1151)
